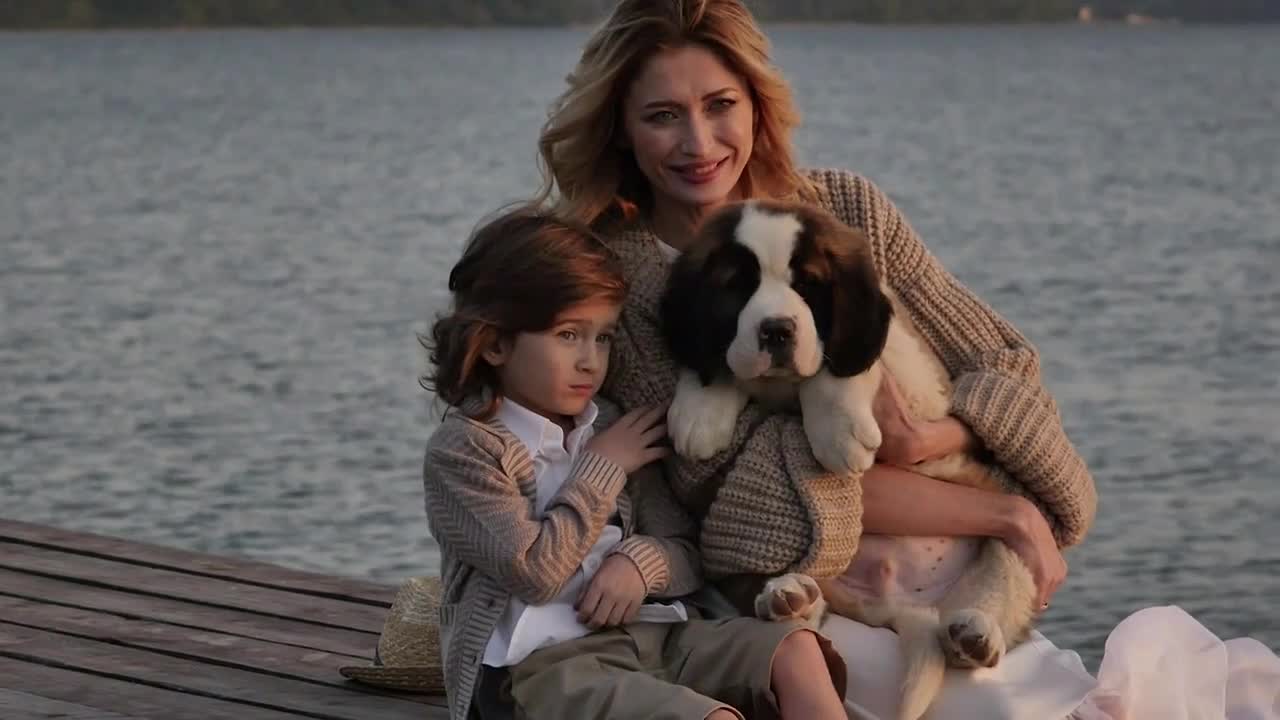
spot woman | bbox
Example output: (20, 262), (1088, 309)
(530, 1), (1279, 718)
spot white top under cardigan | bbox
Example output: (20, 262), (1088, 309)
(481, 398), (686, 668)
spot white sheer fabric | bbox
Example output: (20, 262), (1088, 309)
(822, 605), (1280, 720)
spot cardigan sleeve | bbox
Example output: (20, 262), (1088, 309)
(810, 168), (1097, 546)
(609, 461), (705, 598)
(591, 397), (705, 597)
(422, 419), (627, 605)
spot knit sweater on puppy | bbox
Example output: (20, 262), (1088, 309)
(599, 168), (1097, 581)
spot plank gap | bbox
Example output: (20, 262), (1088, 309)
(0, 564), (382, 635)
(0, 591), (371, 661)
(0, 649), (359, 720)
(0, 536), (390, 608)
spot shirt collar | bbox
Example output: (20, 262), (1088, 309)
(496, 397), (598, 457)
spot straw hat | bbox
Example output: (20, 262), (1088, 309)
(339, 576), (445, 693)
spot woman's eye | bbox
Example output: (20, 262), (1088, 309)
(558, 329), (577, 341)
(596, 333), (613, 345)
(710, 97), (736, 111)
(647, 110), (677, 123)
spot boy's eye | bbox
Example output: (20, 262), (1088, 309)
(558, 329), (577, 341)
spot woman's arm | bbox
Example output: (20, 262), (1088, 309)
(859, 463), (1017, 537)
(860, 463), (1068, 606)
(873, 366), (979, 465)
(812, 168), (1098, 548)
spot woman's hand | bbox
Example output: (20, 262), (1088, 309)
(585, 404), (669, 474)
(873, 372), (978, 466)
(872, 371), (931, 465)
(1000, 497), (1068, 609)
(575, 554), (647, 629)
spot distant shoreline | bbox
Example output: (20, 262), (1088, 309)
(5, 18), (1274, 32)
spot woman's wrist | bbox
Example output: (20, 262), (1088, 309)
(995, 495), (1036, 543)
(912, 416), (978, 463)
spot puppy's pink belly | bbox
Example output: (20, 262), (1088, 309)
(837, 534), (981, 605)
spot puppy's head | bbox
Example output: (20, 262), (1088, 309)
(660, 200), (891, 384)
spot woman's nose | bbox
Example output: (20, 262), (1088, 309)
(680, 115), (713, 156)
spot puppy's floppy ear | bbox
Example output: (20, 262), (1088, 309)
(659, 205), (748, 386)
(824, 224), (893, 378)
(660, 251), (723, 385)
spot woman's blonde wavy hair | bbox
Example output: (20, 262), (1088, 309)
(534, 0), (817, 229)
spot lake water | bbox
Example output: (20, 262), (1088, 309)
(2, 24), (1278, 667)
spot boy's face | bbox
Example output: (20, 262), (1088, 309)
(484, 297), (621, 422)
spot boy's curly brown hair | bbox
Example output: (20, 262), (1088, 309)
(420, 207), (627, 419)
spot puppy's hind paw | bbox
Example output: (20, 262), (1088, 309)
(754, 573), (826, 629)
(940, 609), (1006, 669)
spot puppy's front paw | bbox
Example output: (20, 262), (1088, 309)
(939, 608), (1006, 669)
(754, 573), (826, 628)
(852, 412), (882, 454)
(809, 431), (877, 475)
(798, 369), (881, 475)
(807, 409), (879, 475)
(668, 371), (747, 460)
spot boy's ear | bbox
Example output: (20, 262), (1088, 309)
(481, 336), (511, 367)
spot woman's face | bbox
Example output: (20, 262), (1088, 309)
(621, 44), (755, 217)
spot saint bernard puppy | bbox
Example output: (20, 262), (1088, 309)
(659, 199), (1038, 720)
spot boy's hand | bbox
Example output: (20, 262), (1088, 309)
(584, 404), (669, 474)
(575, 554), (647, 629)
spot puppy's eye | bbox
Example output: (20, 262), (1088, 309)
(793, 275), (822, 297)
(710, 265), (738, 286)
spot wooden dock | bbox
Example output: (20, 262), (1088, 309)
(0, 519), (448, 719)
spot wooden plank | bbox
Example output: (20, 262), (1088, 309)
(0, 689), (138, 719)
(0, 596), (444, 708)
(0, 569), (378, 660)
(0, 659), (315, 720)
(0, 544), (387, 633)
(0, 521), (395, 606)
(0, 623), (443, 720)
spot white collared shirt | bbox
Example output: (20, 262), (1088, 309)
(482, 398), (686, 668)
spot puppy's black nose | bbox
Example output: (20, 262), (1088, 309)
(758, 317), (796, 350)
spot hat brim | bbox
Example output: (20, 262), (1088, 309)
(339, 664), (445, 694)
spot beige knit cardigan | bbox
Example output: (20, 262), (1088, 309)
(599, 168), (1098, 581)
(423, 399), (703, 720)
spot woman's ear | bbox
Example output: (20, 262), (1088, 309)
(824, 227), (893, 378)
